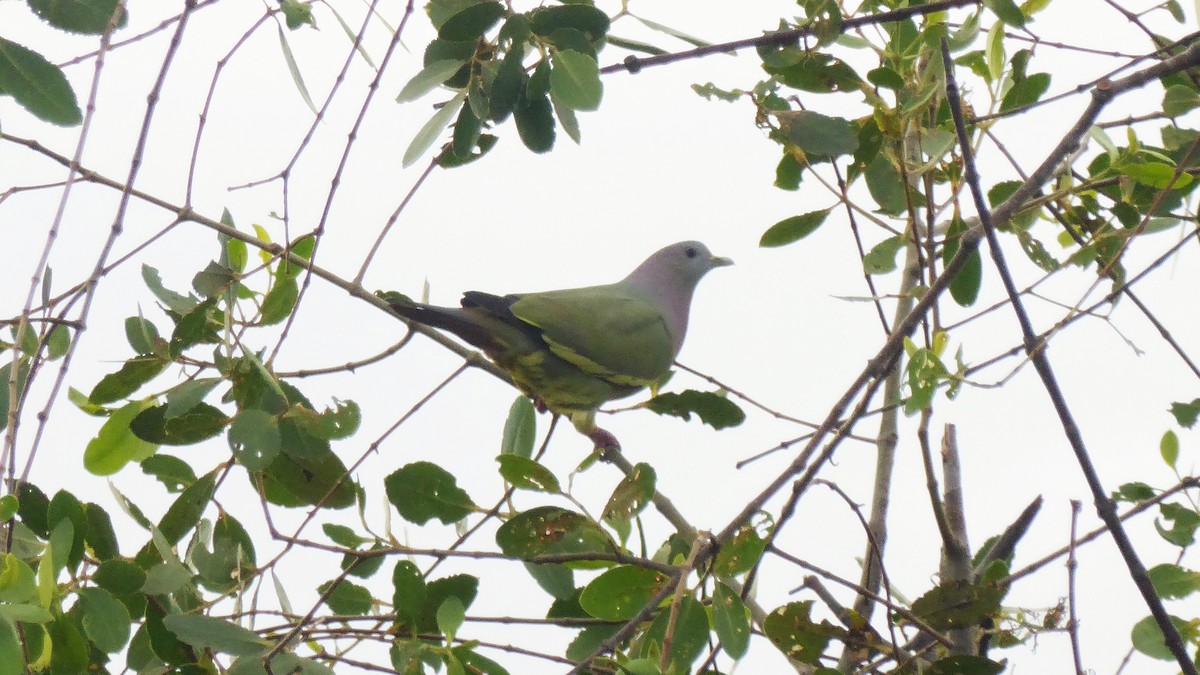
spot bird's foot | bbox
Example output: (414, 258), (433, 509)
(586, 427), (622, 455)
(533, 397), (549, 414)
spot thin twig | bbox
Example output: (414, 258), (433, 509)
(940, 37), (1196, 674)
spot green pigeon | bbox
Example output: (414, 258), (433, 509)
(388, 241), (732, 449)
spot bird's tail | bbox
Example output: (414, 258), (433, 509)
(388, 298), (497, 351)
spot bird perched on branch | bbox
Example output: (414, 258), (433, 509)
(387, 241), (732, 450)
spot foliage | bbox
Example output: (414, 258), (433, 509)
(0, 0), (1198, 673)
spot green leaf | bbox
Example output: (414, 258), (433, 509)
(158, 469), (218, 545)
(260, 277), (299, 325)
(163, 614), (268, 656)
(1147, 563), (1200, 599)
(1170, 399), (1200, 428)
(324, 523), (368, 548)
(774, 153), (802, 190)
(93, 558), (146, 595)
(0, 360), (30, 432)
(912, 580), (1003, 630)
(275, 24), (316, 115)
(713, 582), (750, 658)
(192, 260), (237, 298)
(141, 454), (198, 492)
(1001, 66), (1050, 112)
(524, 562), (575, 600)
(89, 356), (167, 404)
(438, 1), (504, 41)
(760, 209), (831, 247)
(392, 560), (427, 629)
(28, 0), (125, 34)
(551, 91), (582, 144)
(279, 0), (315, 29)
(1131, 614), (1197, 660)
(1156, 502), (1199, 547)
(631, 15), (708, 48)
(863, 235), (906, 275)
(131, 402), (229, 446)
(601, 463), (655, 522)
(164, 378), (221, 417)
(529, 4), (610, 41)
(905, 346), (949, 414)
(985, 21), (1005, 83)
(495, 506), (612, 562)
(48, 491), (87, 570)
(320, 579), (374, 615)
(549, 50), (602, 111)
(403, 91), (467, 168)
(0, 602), (50, 624)
(714, 520), (769, 576)
(286, 399), (360, 440)
(142, 264), (197, 314)
(169, 299), (220, 358)
(984, 0), (1026, 26)
(1160, 430), (1179, 468)
(1112, 481), (1155, 503)
(16, 482), (49, 537)
(0, 496), (16, 522)
(640, 594), (709, 671)
(487, 48), (526, 123)
(1121, 162), (1193, 190)
(864, 154), (907, 215)
(421, 575), (478, 632)
(579, 565), (668, 620)
(228, 409), (281, 470)
(607, 34), (668, 56)
(0, 554), (37, 603)
(644, 390), (745, 429)
(693, 82), (745, 102)
(566, 625), (621, 663)
(867, 66), (905, 90)
(84, 502), (120, 560)
(0, 37), (82, 125)
(763, 601), (838, 664)
(452, 99), (484, 157)
(785, 111), (858, 158)
(437, 596), (466, 640)
(496, 455), (560, 493)
(83, 399), (160, 475)
(398, 59), (468, 103)
(1163, 84), (1200, 117)
(514, 89), (556, 153)
(0, 618), (21, 675)
(78, 587), (131, 652)
(385, 461), (476, 525)
(45, 324), (70, 359)
(258, 448), (356, 509)
(500, 396), (535, 457)
(125, 316), (164, 355)
(943, 218), (982, 306)
(144, 602), (193, 666)
(929, 655), (1005, 674)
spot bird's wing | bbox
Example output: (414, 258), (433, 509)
(509, 284), (675, 387)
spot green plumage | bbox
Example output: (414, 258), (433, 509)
(388, 241), (731, 448)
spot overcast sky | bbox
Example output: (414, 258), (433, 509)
(1, 1), (1197, 672)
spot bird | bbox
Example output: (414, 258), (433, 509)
(387, 241), (732, 450)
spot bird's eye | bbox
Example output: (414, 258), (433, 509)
(685, 247), (698, 259)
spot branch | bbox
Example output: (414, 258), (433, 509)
(600, 0), (980, 75)
(940, 37), (1197, 675)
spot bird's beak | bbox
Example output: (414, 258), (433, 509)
(711, 255), (734, 268)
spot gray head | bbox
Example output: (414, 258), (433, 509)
(622, 241), (733, 352)
(624, 241), (733, 288)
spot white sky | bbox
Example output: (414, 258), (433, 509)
(1, 0), (1198, 672)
